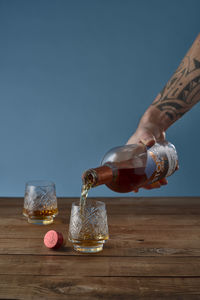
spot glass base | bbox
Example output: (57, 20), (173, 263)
(28, 216), (54, 225)
(73, 244), (104, 253)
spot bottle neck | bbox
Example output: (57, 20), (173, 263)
(82, 165), (114, 187)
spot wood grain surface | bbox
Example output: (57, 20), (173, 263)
(1, 197), (200, 299)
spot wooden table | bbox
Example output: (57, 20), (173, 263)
(1, 197), (200, 299)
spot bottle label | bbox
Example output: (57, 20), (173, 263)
(144, 143), (177, 183)
(144, 150), (168, 183)
(144, 152), (157, 179)
(165, 143), (178, 177)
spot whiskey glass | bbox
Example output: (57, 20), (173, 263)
(23, 180), (58, 225)
(68, 199), (109, 253)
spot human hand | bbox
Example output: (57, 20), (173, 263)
(127, 117), (168, 192)
(127, 119), (166, 146)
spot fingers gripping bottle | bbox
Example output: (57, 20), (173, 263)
(82, 141), (178, 193)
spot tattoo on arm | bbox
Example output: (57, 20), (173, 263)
(152, 37), (200, 122)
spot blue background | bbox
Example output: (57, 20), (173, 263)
(0, 0), (199, 197)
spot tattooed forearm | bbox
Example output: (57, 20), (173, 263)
(152, 34), (200, 124)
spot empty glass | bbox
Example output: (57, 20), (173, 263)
(23, 180), (58, 225)
(68, 199), (109, 253)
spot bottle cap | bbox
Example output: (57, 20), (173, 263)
(44, 230), (64, 250)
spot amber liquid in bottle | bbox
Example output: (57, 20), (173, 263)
(82, 142), (178, 193)
(82, 166), (148, 194)
(106, 167), (147, 193)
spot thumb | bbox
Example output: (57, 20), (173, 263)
(140, 132), (156, 147)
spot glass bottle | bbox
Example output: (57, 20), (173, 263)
(82, 141), (178, 193)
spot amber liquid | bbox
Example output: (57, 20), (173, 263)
(80, 183), (91, 208)
(71, 183), (108, 252)
(23, 208), (58, 218)
(106, 167), (148, 193)
(79, 179), (94, 214)
(69, 234), (109, 248)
